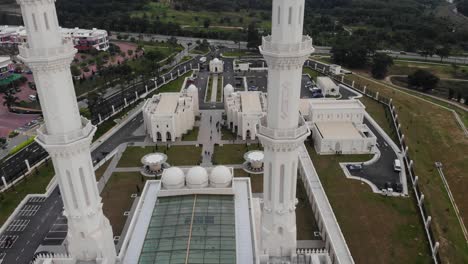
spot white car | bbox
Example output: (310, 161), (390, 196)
(393, 159), (402, 172)
(28, 95), (37, 101)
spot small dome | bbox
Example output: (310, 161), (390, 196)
(161, 167), (185, 189)
(187, 84), (198, 93)
(210, 166), (233, 188)
(224, 84), (234, 97)
(212, 58), (221, 63)
(186, 166), (209, 189)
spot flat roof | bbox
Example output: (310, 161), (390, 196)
(309, 99), (365, 110)
(315, 122), (363, 140)
(240, 92), (262, 113)
(316, 76), (337, 88)
(156, 93), (180, 114)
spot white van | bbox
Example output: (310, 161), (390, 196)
(28, 95), (37, 101)
(393, 159), (402, 172)
(199, 57), (207, 63)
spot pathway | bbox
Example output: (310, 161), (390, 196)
(210, 74), (218, 103)
(198, 110), (223, 166)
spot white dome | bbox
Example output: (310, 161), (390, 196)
(187, 84), (198, 93)
(212, 58), (221, 63)
(224, 84), (234, 96)
(186, 166), (209, 189)
(161, 167), (185, 189)
(209, 166), (233, 188)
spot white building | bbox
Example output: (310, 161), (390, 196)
(301, 99), (377, 155)
(209, 58), (224, 73)
(0, 25), (109, 51)
(224, 85), (267, 140)
(316, 76), (340, 97)
(143, 91), (196, 142)
(0, 56), (13, 80)
(329, 64), (342, 75)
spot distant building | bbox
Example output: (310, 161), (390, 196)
(143, 89), (197, 142)
(224, 84), (267, 140)
(209, 58), (224, 73)
(301, 99), (377, 155)
(0, 25), (109, 51)
(0, 56), (13, 81)
(316, 76), (340, 97)
(329, 64), (342, 75)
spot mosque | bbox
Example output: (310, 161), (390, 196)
(18, 0), (355, 263)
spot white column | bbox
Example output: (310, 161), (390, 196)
(2, 176), (7, 188)
(25, 159), (31, 172)
(112, 105), (115, 114)
(258, 0), (313, 259)
(16, 0), (116, 262)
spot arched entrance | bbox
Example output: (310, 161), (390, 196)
(156, 132), (162, 141)
(166, 132), (172, 141)
(246, 130), (251, 140)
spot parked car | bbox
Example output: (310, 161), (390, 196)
(393, 159), (402, 172)
(28, 94), (37, 101)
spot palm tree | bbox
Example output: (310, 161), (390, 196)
(2, 91), (19, 111)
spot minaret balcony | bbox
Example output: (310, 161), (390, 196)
(36, 117), (95, 145)
(260, 35), (314, 56)
(258, 116), (310, 140)
(18, 38), (75, 59)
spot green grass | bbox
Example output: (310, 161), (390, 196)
(205, 75), (213, 102)
(345, 73), (468, 263)
(389, 60), (468, 79)
(101, 172), (143, 236)
(222, 50), (259, 57)
(359, 96), (399, 144)
(150, 71), (193, 96)
(181, 127), (199, 141)
(8, 136), (35, 156)
(117, 145), (202, 167)
(212, 144), (262, 165)
(303, 67), (321, 81)
(306, 145), (432, 263)
(221, 126), (237, 140)
(95, 159), (112, 181)
(216, 75), (223, 102)
(132, 2), (270, 30)
(0, 162), (55, 226)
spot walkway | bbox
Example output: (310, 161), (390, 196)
(198, 110), (223, 166)
(210, 74), (218, 103)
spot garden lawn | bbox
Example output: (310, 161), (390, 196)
(359, 96), (399, 144)
(345, 73), (468, 263)
(307, 146), (432, 264)
(117, 145), (202, 168)
(213, 144), (262, 165)
(221, 126), (237, 140)
(151, 71), (193, 96)
(181, 127), (199, 141)
(101, 172), (143, 236)
(95, 159), (112, 181)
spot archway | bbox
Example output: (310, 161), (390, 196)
(156, 132), (162, 141)
(246, 130), (251, 140)
(166, 132), (172, 141)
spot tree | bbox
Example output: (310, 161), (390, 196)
(458, 0), (468, 17)
(246, 23), (261, 50)
(70, 65), (81, 77)
(448, 88), (454, 99)
(2, 91), (19, 110)
(203, 19), (211, 29)
(371, 53), (393, 79)
(408, 70), (439, 91)
(435, 46), (450, 62)
(331, 36), (374, 68)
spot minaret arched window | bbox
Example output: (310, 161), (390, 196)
(43, 12), (50, 30)
(279, 164), (285, 203)
(268, 162), (272, 201)
(67, 170), (79, 209)
(299, 6), (302, 25)
(277, 6), (281, 25)
(31, 13), (38, 31)
(79, 168), (91, 206)
(288, 7), (292, 25)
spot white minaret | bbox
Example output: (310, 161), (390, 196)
(16, 0), (116, 262)
(258, 0), (314, 260)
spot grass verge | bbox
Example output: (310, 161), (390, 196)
(101, 172), (143, 236)
(213, 144), (262, 165)
(181, 127), (199, 141)
(346, 73), (468, 263)
(117, 145), (202, 167)
(306, 145), (432, 263)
